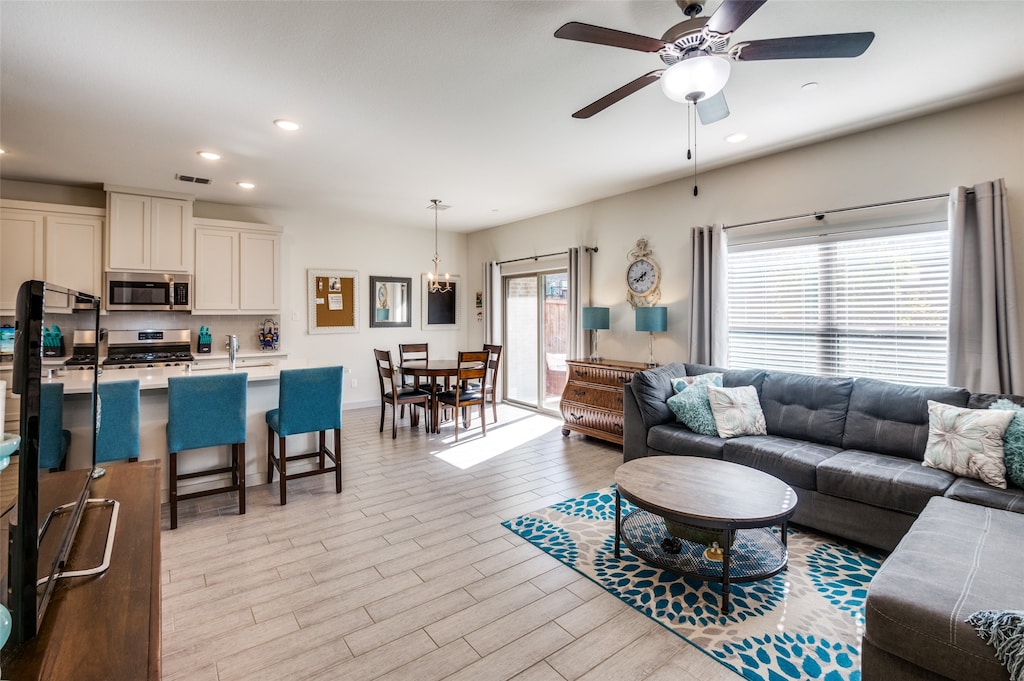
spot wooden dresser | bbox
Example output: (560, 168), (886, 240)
(560, 358), (650, 446)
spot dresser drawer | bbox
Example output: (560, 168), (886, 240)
(564, 384), (623, 412)
(567, 363), (634, 388)
(562, 403), (624, 438)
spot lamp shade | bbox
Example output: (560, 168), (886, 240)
(660, 54), (731, 103)
(581, 307), (610, 330)
(635, 306), (667, 333)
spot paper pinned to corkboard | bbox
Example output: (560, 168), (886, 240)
(308, 269), (359, 334)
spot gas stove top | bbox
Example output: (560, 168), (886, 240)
(102, 329), (194, 369)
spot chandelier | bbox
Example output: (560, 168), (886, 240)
(427, 199), (452, 293)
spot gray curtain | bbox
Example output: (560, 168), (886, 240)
(948, 178), (1021, 393)
(483, 260), (502, 345)
(568, 246), (592, 360)
(688, 224), (729, 367)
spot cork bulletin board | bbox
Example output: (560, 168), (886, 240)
(308, 269), (359, 334)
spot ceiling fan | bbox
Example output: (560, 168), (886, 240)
(555, 0), (874, 124)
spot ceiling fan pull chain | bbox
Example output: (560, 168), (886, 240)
(691, 101), (699, 196)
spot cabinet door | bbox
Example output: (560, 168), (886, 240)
(45, 215), (103, 297)
(1, 211), (45, 312)
(107, 193), (151, 270)
(239, 231), (281, 311)
(193, 228), (239, 311)
(151, 197), (192, 272)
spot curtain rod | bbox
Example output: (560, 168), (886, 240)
(496, 246), (597, 266)
(723, 190), (971, 231)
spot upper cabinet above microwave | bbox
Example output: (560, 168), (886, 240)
(105, 186), (194, 273)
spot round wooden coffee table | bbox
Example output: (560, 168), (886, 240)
(614, 456), (798, 614)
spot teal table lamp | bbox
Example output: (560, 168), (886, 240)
(582, 307), (610, 362)
(635, 306), (667, 367)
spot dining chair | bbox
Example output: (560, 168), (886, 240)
(397, 343), (430, 417)
(435, 350), (489, 442)
(266, 366), (344, 505)
(375, 349), (431, 438)
(166, 373), (248, 529)
(39, 382), (70, 471)
(482, 343), (503, 423)
(95, 379), (141, 463)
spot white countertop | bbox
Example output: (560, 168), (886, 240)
(42, 358), (311, 394)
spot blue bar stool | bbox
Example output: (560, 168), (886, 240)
(166, 373), (248, 529)
(95, 380), (141, 464)
(40, 382), (70, 471)
(266, 366), (343, 505)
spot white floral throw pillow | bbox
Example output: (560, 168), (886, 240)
(707, 385), (767, 438)
(923, 400), (1015, 488)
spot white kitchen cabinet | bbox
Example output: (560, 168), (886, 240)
(193, 218), (281, 314)
(1, 202), (104, 313)
(106, 188), (193, 272)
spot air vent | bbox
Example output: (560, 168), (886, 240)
(176, 174), (212, 185)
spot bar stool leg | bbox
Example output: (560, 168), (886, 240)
(266, 424), (275, 484)
(334, 427), (342, 493)
(169, 450), (178, 530)
(319, 431), (326, 469)
(278, 438), (287, 506)
(238, 442), (246, 515)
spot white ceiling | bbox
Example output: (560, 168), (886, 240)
(2, 1), (1023, 233)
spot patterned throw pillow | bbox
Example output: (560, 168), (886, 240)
(666, 373), (723, 436)
(707, 385), (767, 438)
(923, 401), (1015, 488)
(991, 399), (1024, 488)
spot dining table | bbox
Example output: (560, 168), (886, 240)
(397, 358), (484, 433)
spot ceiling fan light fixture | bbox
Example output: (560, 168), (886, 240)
(660, 53), (730, 103)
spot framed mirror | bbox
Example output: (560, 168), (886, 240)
(369, 276), (412, 328)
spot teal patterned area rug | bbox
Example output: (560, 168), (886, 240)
(502, 487), (885, 681)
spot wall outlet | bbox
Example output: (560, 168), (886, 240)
(291, 310), (299, 321)
(351, 378), (358, 388)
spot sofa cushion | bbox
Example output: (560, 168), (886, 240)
(683, 362), (726, 377)
(969, 392), (1024, 409)
(922, 401), (1014, 488)
(723, 435), (839, 490)
(722, 368), (767, 393)
(648, 423), (725, 460)
(989, 399), (1024, 489)
(865, 496), (1024, 681)
(817, 450), (955, 515)
(630, 362), (688, 429)
(842, 378), (970, 460)
(758, 371), (854, 448)
(944, 477), (1024, 513)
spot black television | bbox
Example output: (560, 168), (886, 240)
(2, 280), (100, 644)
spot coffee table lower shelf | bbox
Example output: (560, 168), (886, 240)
(616, 508), (789, 613)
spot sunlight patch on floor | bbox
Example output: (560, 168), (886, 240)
(432, 411), (562, 470)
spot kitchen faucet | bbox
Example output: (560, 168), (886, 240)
(226, 334), (238, 370)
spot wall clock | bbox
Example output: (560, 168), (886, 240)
(626, 238), (661, 308)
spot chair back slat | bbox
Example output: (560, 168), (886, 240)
(457, 351), (490, 383)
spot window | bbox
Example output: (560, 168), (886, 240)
(727, 222), (950, 385)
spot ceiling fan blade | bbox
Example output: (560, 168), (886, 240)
(554, 22), (666, 52)
(706, 0), (767, 35)
(572, 71), (662, 119)
(696, 90), (730, 125)
(733, 32), (875, 60)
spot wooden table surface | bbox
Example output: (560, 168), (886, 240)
(2, 460), (161, 680)
(615, 456), (798, 528)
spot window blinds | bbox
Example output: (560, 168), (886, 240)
(727, 225), (950, 385)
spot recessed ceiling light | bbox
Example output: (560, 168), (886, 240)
(198, 151), (221, 161)
(236, 181), (256, 190)
(725, 133), (748, 144)
(801, 82), (819, 91)
(274, 119), (302, 131)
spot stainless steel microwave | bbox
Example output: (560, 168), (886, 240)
(105, 272), (192, 311)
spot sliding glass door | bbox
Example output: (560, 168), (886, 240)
(504, 270), (568, 413)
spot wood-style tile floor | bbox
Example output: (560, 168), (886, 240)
(161, 404), (738, 681)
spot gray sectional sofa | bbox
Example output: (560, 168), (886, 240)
(622, 362), (1024, 681)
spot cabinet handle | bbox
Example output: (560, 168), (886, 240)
(573, 389), (587, 398)
(612, 423), (623, 433)
(574, 368), (588, 379)
(569, 413), (584, 422)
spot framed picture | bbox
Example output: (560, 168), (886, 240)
(421, 274), (461, 330)
(308, 268), (358, 334)
(369, 275), (412, 328)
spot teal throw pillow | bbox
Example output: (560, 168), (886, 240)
(666, 373), (723, 436)
(991, 399), (1024, 489)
